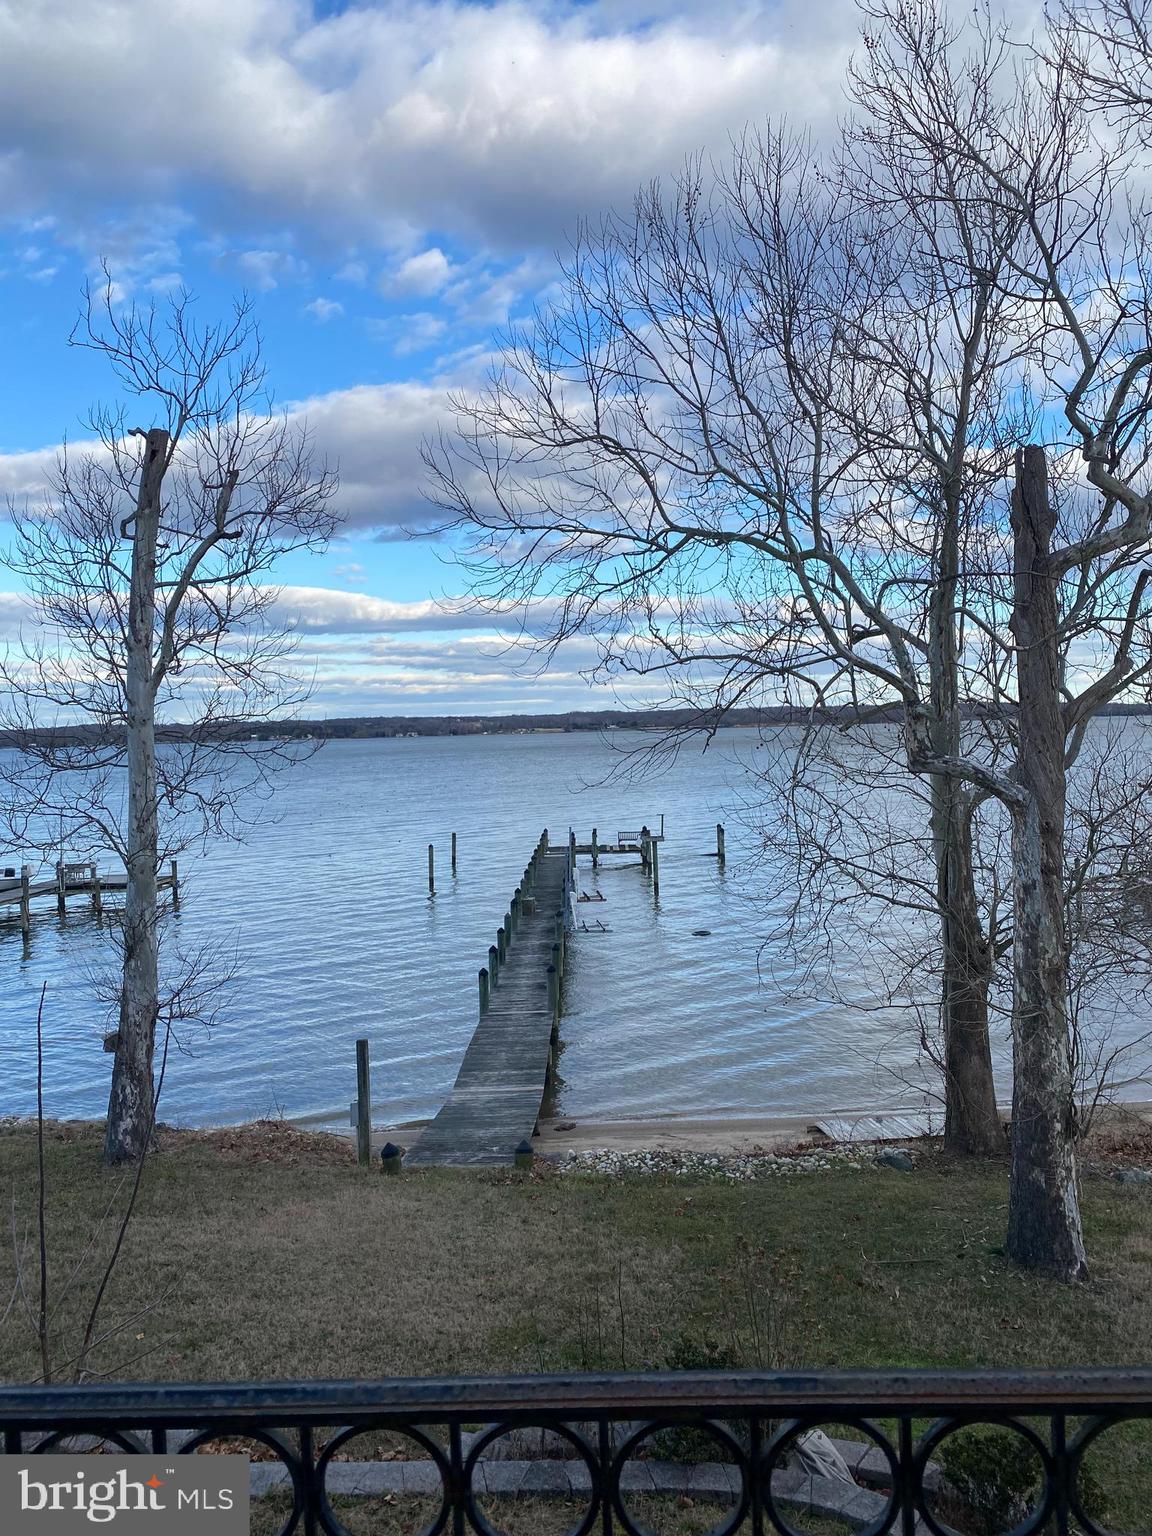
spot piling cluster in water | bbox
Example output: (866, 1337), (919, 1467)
(547, 1142), (885, 1180)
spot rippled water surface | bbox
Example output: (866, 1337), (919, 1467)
(0, 728), (1147, 1130)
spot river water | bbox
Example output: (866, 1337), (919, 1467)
(0, 727), (1147, 1130)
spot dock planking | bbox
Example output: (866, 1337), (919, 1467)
(0, 860), (179, 934)
(406, 840), (571, 1168)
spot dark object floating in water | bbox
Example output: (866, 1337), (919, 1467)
(692, 929), (712, 937)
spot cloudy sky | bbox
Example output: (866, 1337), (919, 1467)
(0, 0), (863, 716)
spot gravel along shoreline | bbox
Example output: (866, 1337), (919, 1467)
(546, 1143), (884, 1180)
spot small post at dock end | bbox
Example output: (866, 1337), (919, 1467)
(380, 1142), (403, 1176)
(355, 1038), (372, 1166)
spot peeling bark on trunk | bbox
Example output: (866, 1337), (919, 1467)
(104, 429), (168, 1167)
(1006, 445), (1087, 1280)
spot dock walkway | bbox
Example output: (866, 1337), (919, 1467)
(0, 861), (179, 934)
(407, 839), (570, 1168)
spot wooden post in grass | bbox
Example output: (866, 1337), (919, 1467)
(488, 942), (500, 988)
(55, 861), (66, 917)
(716, 823), (726, 865)
(380, 1141), (403, 1176)
(479, 966), (490, 1015)
(651, 836), (660, 901)
(355, 1038), (371, 1166)
(428, 843), (435, 896)
(19, 866), (30, 937)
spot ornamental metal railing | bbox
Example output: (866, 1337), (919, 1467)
(0, 1367), (1148, 1535)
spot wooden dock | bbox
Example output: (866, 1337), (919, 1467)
(407, 832), (571, 1168)
(0, 860), (179, 934)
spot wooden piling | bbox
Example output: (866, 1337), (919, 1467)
(640, 827), (651, 872)
(428, 843), (435, 896)
(488, 942), (500, 987)
(170, 858), (180, 909)
(716, 823), (726, 865)
(651, 836), (661, 901)
(547, 961), (559, 1019)
(451, 830), (457, 874)
(19, 866), (30, 937)
(355, 1038), (372, 1166)
(90, 864), (102, 916)
(498, 924), (508, 963)
(55, 861), (66, 917)
(479, 966), (490, 1015)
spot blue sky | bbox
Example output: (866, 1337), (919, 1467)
(0, 0), (859, 715)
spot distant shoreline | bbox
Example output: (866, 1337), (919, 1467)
(6, 700), (1152, 748)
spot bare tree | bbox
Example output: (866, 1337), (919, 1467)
(0, 285), (338, 1164)
(429, 0), (1152, 1277)
(754, 714), (1152, 1132)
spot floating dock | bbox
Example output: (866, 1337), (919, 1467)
(406, 832), (572, 1168)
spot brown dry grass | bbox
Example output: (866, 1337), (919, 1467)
(1, 1120), (1150, 1525)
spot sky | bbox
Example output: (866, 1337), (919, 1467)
(0, 0), (866, 716)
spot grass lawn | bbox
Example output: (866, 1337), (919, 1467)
(1, 1120), (1150, 1528)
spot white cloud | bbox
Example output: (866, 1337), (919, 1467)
(0, 0), (859, 251)
(304, 295), (343, 322)
(0, 374), (466, 535)
(232, 248), (306, 290)
(387, 247), (454, 296)
(271, 589), (511, 634)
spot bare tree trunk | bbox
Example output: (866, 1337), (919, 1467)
(104, 429), (168, 1166)
(1006, 445), (1087, 1279)
(927, 487), (1002, 1158)
(936, 785), (1002, 1155)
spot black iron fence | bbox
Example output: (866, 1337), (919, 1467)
(0, 1367), (1149, 1535)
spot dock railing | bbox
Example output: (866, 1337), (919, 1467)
(0, 1367), (1144, 1534)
